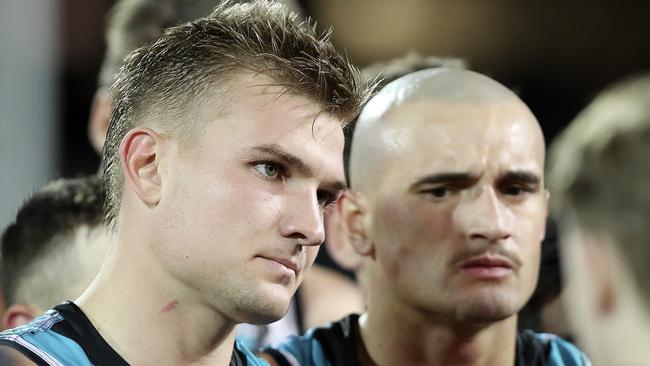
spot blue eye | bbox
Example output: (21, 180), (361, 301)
(253, 162), (281, 179)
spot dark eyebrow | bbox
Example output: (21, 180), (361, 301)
(499, 171), (541, 185)
(248, 144), (347, 191)
(410, 172), (480, 191)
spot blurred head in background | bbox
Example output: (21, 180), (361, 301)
(88, 0), (222, 154)
(88, 0), (303, 154)
(0, 176), (108, 329)
(549, 74), (650, 365)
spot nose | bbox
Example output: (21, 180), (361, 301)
(279, 188), (325, 246)
(457, 186), (512, 244)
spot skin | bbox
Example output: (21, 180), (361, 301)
(69, 72), (347, 366)
(560, 223), (650, 366)
(343, 69), (549, 366)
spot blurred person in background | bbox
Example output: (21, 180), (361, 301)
(0, 176), (108, 366)
(262, 68), (590, 366)
(0, 176), (107, 330)
(88, 0), (302, 154)
(0, 1), (370, 364)
(549, 74), (650, 365)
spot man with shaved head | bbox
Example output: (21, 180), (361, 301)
(262, 68), (590, 366)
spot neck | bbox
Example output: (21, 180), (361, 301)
(76, 228), (237, 366)
(359, 298), (517, 366)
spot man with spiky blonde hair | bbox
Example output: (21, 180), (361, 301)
(0, 1), (369, 365)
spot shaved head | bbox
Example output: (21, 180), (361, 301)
(343, 67), (549, 324)
(349, 68), (543, 196)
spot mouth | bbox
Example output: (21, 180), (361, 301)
(459, 255), (515, 279)
(256, 255), (299, 274)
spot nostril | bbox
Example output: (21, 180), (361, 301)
(469, 229), (510, 243)
(287, 232), (308, 241)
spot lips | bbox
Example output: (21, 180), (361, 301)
(257, 255), (300, 273)
(460, 255), (514, 270)
(458, 254), (517, 279)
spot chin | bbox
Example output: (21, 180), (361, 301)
(238, 285), (293, 325)
(453, 292), (521, 324)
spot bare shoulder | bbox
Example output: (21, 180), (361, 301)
(300, 264), (364, 329)
(0, 344), (37, 365)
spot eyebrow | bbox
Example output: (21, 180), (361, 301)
(410, 172), (480, 190)
(248, 144), (347, 191)
(410, 170), (542, 191)
(498, 171), (541, 185)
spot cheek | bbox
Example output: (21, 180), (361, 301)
(165, 164), (280, 252)
(511, 202), (546, 292)
(372, 196), (454, 277)
(304, 246), (319, 270)
(515, 204), (546, 255)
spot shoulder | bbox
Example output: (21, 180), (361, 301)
(0, 344), (37, 365)
(0, 309), (64, 339)
(519, 330), (592, 366)
(0, 307), (92, 366)
(259, 314), (360, 366)
(234, 340), (270, 366)
(542, 334), (592, 366)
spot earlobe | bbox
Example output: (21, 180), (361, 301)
(324, 200), (364, 271)
(583, 234), (617, 316)
(341, 191), (374, 258)
(3, 304), (40, 329)
(120, 128), (166, 208)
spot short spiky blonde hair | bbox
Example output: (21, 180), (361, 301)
(102, 0), (369, 231)
(549, 74), (650, 305)
(99, 0), (305, 89)
(99, 0), (219, 89)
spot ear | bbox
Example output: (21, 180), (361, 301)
(88, 89), (111, 155)
(324, 197), (364, 271)
(2, 304), (40, 329)
(120, 127), (166, 208)
(581, 232), (616, 315)
(340, 191), (374, 258)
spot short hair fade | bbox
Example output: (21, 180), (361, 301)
(1, 176), (105, 308)
(102, 0), (370, 231)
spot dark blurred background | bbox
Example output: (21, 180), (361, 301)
(60, 0), (650, 175)
(1, 0), (650, 228)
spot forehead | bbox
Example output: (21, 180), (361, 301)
(379, 99), (545, 180)
(194, 73), (346, 177)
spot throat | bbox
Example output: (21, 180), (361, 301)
(359, 310), (518, 366)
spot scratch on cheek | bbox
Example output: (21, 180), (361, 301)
(160, 300), (178, 313)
